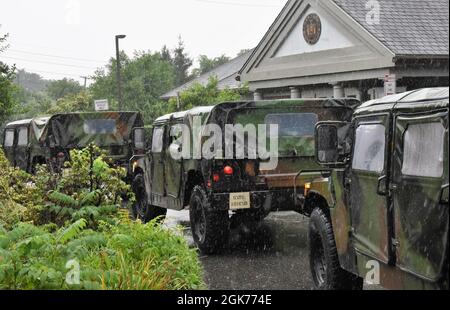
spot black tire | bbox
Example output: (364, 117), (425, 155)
(309, 208), (363, 290)
(131, 174), (167, 223)
(189, 186), (230, 255)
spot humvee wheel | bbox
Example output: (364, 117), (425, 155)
(189, 186), (230, 255)
(132, 174), (167, 223)
(309, 208), (363, 290)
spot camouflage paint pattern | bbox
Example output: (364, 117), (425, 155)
(317, 90), (449, 290)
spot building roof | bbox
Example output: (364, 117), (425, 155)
(161, 49), (253, 100)
(333, 0), (449, 56)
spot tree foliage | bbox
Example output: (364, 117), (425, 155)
(172, 36), (193, 87)
(46, 78), (84, 101)
(192, 54), (230, 77)
(168, 76), (248, 111)
(0, 30), (16, 124)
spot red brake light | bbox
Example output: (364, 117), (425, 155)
(213, 174), (220, 182)
(224, 166), (234, 175)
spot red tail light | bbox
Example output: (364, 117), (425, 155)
(213, 173), (220, 182)
(223, 166), (234, 175)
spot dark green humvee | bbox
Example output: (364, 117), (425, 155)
(2, 112), (144, 178)
(130, 99), (359, 254)
(310, 88), (449, 290)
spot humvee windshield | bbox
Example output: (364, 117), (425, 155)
(232, 109), (318, 157)
(83, 119), (118, 135)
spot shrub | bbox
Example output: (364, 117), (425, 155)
(0, 219), (204, 290)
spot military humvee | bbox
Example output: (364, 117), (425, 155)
(130, 99), (359, 254)
(2, 112), (144, 178)
(310, 88), (449, 290)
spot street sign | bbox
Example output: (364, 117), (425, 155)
(94, 99), (109, 111)
(384, 74), (397, 96)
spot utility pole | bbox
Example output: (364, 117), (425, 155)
(115, 34), (126, 111)
(80, 76), (88, 89)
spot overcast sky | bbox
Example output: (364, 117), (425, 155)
(0, 0), (286, 84)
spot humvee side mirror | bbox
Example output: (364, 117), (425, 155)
(132, 128), (146, 153)
(315, 122), (351, 166)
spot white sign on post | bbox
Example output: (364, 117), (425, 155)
(94, 99), (109, 111)
(384, 74), (397, 96)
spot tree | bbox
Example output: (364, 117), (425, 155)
(90, 50), (175, 124)
(192, 54), (230, 77)
(172, 36), (193, 87)
(168, 76), (248, 112)
(46, 78), (84, 100)
(15, 69), (49, 92)
(0, 30), (16, 124)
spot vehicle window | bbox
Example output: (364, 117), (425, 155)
(152, 127), (165, 153)
(4, 130), (14, 147)
(402, 122), (445, 178)
(352, 124), (386, 173)
(17, 127), (28, 146)
(265, 113), (318, 138)
(83, 119), (117, 135)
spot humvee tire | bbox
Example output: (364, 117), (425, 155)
(189, 186), (230, 255)
(131, 174), (167, 223)
(309, 208), (363, 290)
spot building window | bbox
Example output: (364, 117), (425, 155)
(352, 124), (386, 173)
(402, 122), (445, 178)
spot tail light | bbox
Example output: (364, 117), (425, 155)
(213, 173), (220, 182)
(223, 166), (234, 175)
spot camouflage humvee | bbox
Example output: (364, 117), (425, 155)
(2, 112), (144, 179)
(310, 88), (449, 290)
(130, 99), (359, 254)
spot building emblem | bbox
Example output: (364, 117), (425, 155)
(303, 13), (322, 45)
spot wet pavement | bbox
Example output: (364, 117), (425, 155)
(165, 210), (315, 290)
(164, 210), (383, 290)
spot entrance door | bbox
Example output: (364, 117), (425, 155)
(15, 126), (30, 171)
(349, 114), (392, 264)
(150, 126), (166, 199)
(391, 110), (449, 281)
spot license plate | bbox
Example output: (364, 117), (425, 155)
(229, 192), (251, 210)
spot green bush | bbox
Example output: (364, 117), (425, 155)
(0, 218), (204, 290)
(0, 148), (205, 290)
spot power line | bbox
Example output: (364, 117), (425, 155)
(0, 55), (101, 70)
(7, 49), (107, 64)
(16, 68), (84, 79)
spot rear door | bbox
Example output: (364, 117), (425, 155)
(15, 126), (30, 171)
(349, 114), (392, 264)
(391, 110), (449, 281)
(3, 129), (15, 166)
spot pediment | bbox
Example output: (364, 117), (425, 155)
(240, 0), (394, 84)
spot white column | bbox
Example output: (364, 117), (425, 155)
(290, 87), (301, 99)
(254, 90), (263, 101)
(333, 83), (345, 99)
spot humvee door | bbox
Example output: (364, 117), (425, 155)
(15, 126), (30, 171)
(3, 128), (15, 166)
(391, 110), (449, 281)
(350, 114), (391, 265)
